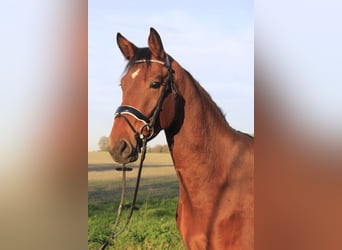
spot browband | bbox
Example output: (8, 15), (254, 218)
(135, 59), (165, 65)
(135, 55), (171, 68)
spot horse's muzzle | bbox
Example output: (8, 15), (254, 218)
(110, 139), (138, 164)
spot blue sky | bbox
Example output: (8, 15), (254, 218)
(88, 0), (254, 151)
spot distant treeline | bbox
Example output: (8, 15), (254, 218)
(97, 136), (169, 153)
(147, 144), (170, 153)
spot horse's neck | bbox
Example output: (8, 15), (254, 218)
(165, 67), (237, 180)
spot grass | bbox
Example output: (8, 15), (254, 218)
(88, 152), (185, 250)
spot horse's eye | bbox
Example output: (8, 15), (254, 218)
(150, 81), (161, 89)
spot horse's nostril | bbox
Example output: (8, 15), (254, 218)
(110, 139), (137, 164)
(118, 139), (131, 157)
(113, 139), (132, 159)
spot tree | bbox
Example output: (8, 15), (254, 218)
(98, 136), (110, 151)
(148, 144), (170, 153)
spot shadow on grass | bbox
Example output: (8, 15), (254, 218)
(88, 176), (179, 206)
(88, 164), (118, 172)
(88, 164), (175, 172)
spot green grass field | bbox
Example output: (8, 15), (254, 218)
(88, 152), (186, 250)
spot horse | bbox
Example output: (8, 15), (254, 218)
(109, 28), (254, 250)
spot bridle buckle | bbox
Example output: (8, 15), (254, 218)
(139, 123), (154, 140)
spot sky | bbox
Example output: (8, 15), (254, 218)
(88, 0), (254, 151)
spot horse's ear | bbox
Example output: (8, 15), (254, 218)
(117, 33), (137, 60)
(148, 27), (166, 60)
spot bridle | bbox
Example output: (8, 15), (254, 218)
(99, 55), (175, 250)
(114, 55), (176, 150)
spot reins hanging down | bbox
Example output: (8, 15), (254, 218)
(99, 56), (175, 250)
(99, 138), (148, 250)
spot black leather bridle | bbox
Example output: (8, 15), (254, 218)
(114, 55), (176, 150)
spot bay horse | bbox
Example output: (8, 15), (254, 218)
(109, 28), (254, 250)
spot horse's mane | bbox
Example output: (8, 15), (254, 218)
(182, 68), (229, 126)
(124, 47), (229, 127)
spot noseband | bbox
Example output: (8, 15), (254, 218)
(114, 55), (175, 150)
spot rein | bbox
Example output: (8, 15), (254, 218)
(99, 55), (174, 250)
(99, 138), (147, 250)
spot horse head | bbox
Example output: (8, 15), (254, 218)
(109, 28), (177, 164)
